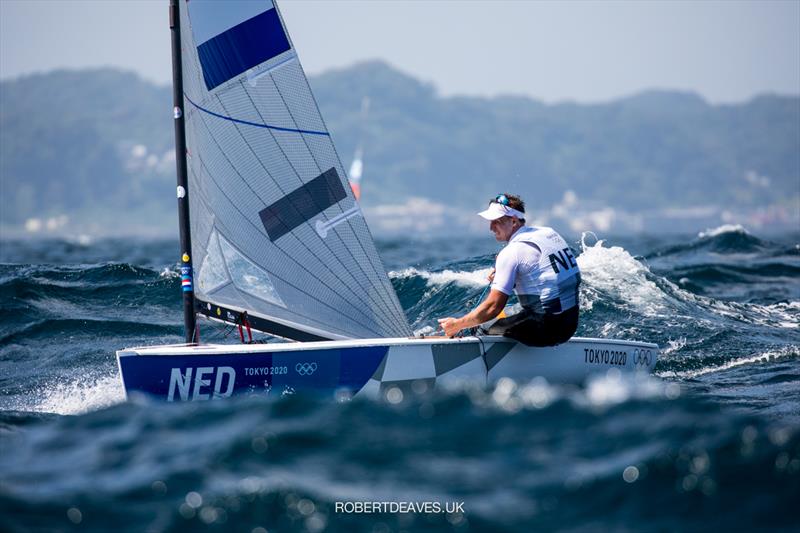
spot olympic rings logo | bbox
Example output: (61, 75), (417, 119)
(632, 349), (653, 366)
(295, 362), (318, 376)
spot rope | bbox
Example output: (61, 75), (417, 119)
(455, 284), (491, 338)
(474, 284), (490, 309)
(236, 311), (254, 343)
(198, 320), (238, 342)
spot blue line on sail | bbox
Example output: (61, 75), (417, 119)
(184, 95), (330, 136)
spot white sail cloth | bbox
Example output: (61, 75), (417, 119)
(179, 0), (410, 340)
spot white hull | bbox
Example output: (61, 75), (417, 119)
(117, 336), (659, 401)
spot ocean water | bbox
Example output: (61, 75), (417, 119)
(1, 225), (799, 532)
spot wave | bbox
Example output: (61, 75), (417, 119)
(11, 373), (125, 416)
(577, 236), (668, 316)
(578, 238), (800, 327)
(0, 262), (171, 285)
(386, 236), (800, 351)
(651, 224), (770, 257)
(697, 223), (750, 239)
(668, 262), (800, 284)
(1, 234), (798, 531)
(695, 224), (767, 252)
(0, 263), (182, 341)
(447, 371), (682, 412)
(0, 234), (797, 426)
(1, 381), (798, 531)
(0, 318), (180, 346)
(658, 345), (800, 379)
(389, 266), (492, 288)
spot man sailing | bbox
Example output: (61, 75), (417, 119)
(438, 194), (581, 346)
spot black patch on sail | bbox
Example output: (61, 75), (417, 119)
(259, 168), (347, 241)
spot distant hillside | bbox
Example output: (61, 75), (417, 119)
(1, 62), (798, 235)
(0, 69), (174, 233)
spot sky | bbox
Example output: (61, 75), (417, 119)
(1, 0), (799, 104)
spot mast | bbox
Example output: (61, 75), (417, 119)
(169, 0), (197, 343)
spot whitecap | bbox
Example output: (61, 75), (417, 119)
(658, 345), (799, 379)
(577, 236), (668, 316)
(697, 224), (749, 239)
(29, 373), (125, 415)
(388, 267), (492, 288)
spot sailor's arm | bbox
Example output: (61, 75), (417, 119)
(438, 289), (508, 337)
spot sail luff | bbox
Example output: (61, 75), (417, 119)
(169, 0), (197, 343)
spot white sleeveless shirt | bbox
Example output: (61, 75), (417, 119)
(491, 226), (581, 314)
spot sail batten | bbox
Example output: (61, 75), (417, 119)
(235, 74), (406, 319)
(189, 111), (403, 335)
(178, 0), (410, 341)
(188, 157), (400, 337)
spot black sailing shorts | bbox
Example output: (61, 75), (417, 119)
(482, 305), (580, 347)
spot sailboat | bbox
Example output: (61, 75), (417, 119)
(347, 97), (369, 200)
(117, 0), (659, 401)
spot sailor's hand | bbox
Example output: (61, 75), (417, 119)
(437, 317), (462, 338)
(487, 268), (495, 283)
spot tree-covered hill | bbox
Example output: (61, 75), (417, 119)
(312, 61), (798, 212)
(1, 62), (797, 235)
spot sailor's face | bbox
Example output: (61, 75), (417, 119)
(490, 216), (516, 241)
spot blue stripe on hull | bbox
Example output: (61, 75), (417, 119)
(119, 346), (387, 401)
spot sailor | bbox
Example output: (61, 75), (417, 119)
(437, 194), (581, 346)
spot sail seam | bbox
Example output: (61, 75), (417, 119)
(231, 82), (402, 331)
(265, 73), (407, 330)
(184, 94), (330, 136)
(273, 27), (411, 334)
(189, 151), (384, 335)
(190, 185), (373, 339)
(189, 145), (388, 337)
(195, 96), (399, 335)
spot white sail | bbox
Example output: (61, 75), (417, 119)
(178, 0), (411, 340)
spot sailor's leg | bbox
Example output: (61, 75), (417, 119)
(476, 317), (500, 335)
(480, 308), (535, 336)
(476, 303), (522, 334)
(504, 306), (580, 347)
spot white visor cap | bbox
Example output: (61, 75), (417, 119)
(477, 202), (526, 221)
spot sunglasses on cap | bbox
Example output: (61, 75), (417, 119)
(493, 194), (509, 206)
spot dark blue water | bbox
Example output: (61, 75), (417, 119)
(1, 225), (799, 531)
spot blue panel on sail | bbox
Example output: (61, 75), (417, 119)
(259, 168), (347, 242)
(194, 7), (290, 91)
(189, 0), (273, 44)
